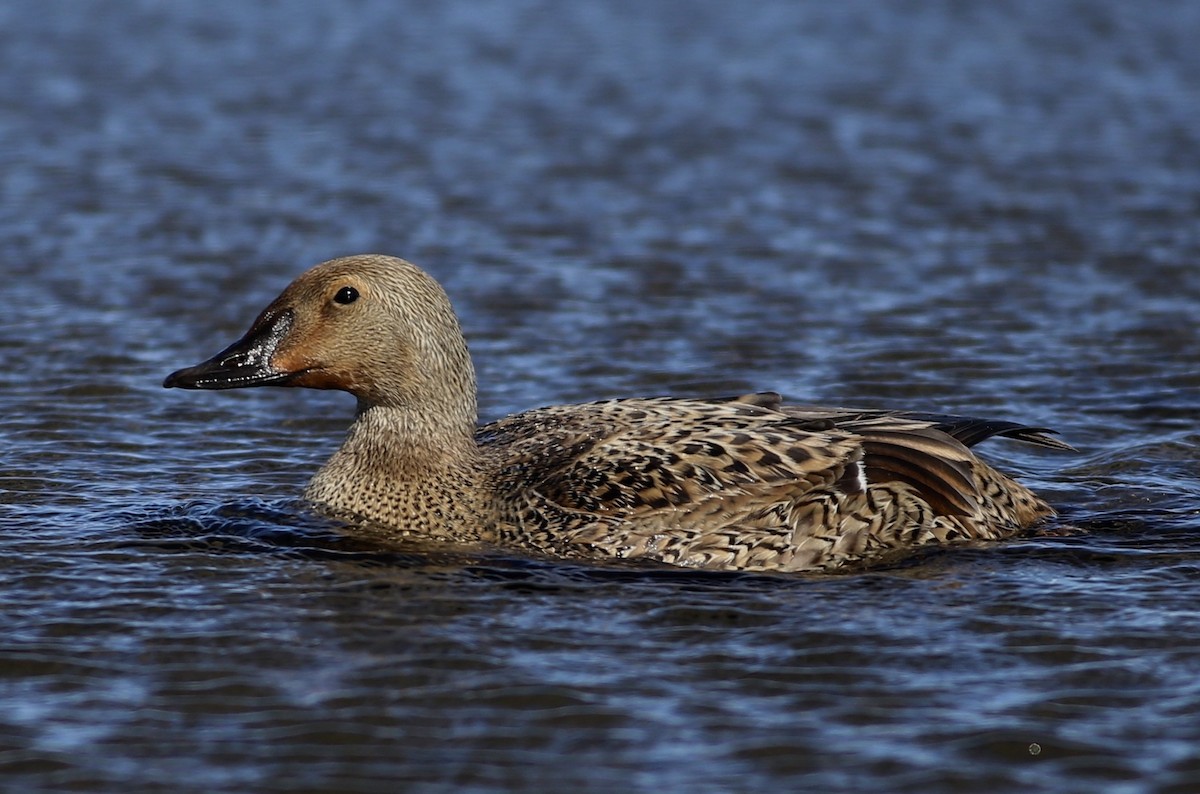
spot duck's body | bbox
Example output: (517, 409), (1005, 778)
(165, 255), (1068, 573)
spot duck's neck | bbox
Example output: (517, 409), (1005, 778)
(304, 400), (492, 542)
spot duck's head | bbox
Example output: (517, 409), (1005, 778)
(164, 255), (477, 420)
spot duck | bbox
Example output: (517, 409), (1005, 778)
(164, 254), (1071, 573)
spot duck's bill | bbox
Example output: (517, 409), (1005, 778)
(163, 309), (296, 390)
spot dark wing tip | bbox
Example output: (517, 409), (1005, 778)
(895, 413), (1075, 452)
(992, 427), (1076, 452)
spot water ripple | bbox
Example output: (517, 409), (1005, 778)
(3, 1), (1200, 792)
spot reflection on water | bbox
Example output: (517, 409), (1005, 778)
(2, 1), (1200, 791)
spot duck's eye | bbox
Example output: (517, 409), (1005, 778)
(333, 286), (359, 305)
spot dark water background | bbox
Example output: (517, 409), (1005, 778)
(3, 1), (1200, 791)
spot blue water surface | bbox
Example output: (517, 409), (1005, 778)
(2, 1), (1199, 792)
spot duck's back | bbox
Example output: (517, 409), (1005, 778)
(475, 393), (1061, 572)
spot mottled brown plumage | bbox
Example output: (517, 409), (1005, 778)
(164, 254), (1070, 572)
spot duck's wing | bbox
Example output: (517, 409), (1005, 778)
(479, 395), (867, 517)
(481, 391), (1067, 520)
(480, 393), (1005, 521)
(745, 394), (1071, 517)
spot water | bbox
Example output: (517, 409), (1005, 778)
(2, 1), (1199, 791)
